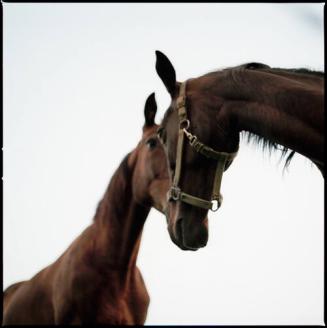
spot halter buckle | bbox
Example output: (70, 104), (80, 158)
(189, 135), (198, 146)
(176, 96), (186, 109)
(183, 128), (197, 144)
(168, 186), (181, 201)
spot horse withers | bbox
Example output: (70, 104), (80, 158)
(3, 93), (169, 325)
(155, 50), (324, 251)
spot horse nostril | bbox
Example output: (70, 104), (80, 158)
(175, 218), (183, 243)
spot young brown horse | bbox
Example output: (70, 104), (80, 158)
(155, 50), (324, 251)
(3, 93), (169, 325)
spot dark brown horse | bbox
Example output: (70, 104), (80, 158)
(3, 93), (169, 325)
(155, 50), (324, 251)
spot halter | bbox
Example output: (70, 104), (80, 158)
(167, 81), (238, 212)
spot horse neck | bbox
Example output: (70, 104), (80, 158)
(218, 70), (324, 166)
(91, 155), (150, 272)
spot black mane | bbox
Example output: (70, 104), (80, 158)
(231, 63), (323, 169)
(242, 62), (324, 77)
(93, 153), (131, 222)
(241, 131), (296, 170)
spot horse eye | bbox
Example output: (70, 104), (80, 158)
(146, 138), (157, 149)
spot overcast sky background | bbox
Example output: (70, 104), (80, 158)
(3, 3), (324, 325)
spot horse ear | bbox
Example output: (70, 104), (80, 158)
(155, 50), (176, 97)
(144, 92), (157, 127)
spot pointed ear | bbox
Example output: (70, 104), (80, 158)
(155, 50), (176, 97)
(144, 92), (157, 127)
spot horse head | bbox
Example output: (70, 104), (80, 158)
(155, 51), (239, 250)
(130, 92), (170, 214)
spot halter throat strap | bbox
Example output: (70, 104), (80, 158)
(168, 81), (238, 211)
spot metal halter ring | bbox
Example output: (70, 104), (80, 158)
(180, 119), (190, 130)
(168, 186), (181, 201)
(211, 199), (220, 212)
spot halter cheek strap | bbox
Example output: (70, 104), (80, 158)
(167, 81), (238, 212)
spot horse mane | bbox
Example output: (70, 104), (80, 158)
(271, 67), (324, 77)
(233, 62), (324, 77)
(241, 131), (296, 170)
(236, 63), (323, 169)
(93, 153), (131, 222)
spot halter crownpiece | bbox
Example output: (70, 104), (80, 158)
(167, 81), (238, 212)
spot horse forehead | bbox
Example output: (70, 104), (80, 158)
(142, 125), (159, 138)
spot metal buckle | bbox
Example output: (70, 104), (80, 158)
(176, 96), (186, 109)
(189, 135), (198, 146)
(183, 129), (197, 145)
(168, 186), (181, 201)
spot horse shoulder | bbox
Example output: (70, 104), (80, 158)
(2, 267), (55, 324)
(126, 266), (150, 324)
(52, 226), (101, 323)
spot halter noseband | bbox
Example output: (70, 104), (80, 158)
(167, 81), (238, 212)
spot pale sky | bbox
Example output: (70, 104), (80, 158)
(3, 3), (324, 325)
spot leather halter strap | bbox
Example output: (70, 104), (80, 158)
(167, 81), (238, 211)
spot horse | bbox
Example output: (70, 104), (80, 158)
(3, 93), (169, 325)
(154, 50), (324, 251)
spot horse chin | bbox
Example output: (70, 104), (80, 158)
(168, 217), (208, 251)
(168, 228), (199, 251)
(181, 218), (208, 250)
